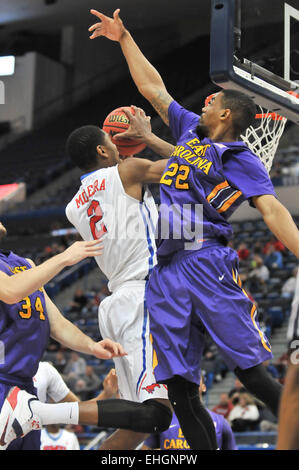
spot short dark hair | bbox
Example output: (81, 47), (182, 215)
(220, 89), (256, 137)
(66, 125), (106, 171)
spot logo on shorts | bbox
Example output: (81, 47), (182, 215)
(142, 383), (161, 394)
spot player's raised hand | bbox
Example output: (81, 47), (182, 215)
(89, 8), (126, 42)
(62, 240), (103, 266)
(91, 338), (127, 359)
(114, 106), (152, 142)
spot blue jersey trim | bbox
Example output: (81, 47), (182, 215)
(136, 289), (148, 395)
(80, 169), (98, 181)
(45, 428), (63, 442)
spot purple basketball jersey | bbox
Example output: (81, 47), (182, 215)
(156, 100), (276, 262)
(144, 410), (237, 450)
(0, 250), (50, 384)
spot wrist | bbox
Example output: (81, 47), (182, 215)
(54, 251), (69, 269)
(119, 28), (130, 44)
(87, 340), (97, 355)
(143, 131), (156, 145)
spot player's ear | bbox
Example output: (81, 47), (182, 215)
(220, 108), (231, 121)
(96, 145), (109, 159)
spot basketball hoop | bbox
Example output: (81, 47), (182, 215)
(240, 105), (287, 173)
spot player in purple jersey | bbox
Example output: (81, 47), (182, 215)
(0, 222), (126, 449)
(88, 9), (299, 450)
(143, 379), (237, 450)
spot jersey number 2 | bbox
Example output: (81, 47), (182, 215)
(87, 200), (107, 240)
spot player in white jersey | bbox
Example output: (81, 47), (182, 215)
(65, 108), (174, 449)
(40, 426), (80, 450)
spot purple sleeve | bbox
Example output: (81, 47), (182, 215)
(143, 433), (160, 449)
(222, 150), (276, 206)
(221, 419), (238, 450)
(168, 100), (200, 141)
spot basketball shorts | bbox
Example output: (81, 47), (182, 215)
(147, 242), (273, 385)
(0, 381), (41, 450)
(98, 280), (168, 402)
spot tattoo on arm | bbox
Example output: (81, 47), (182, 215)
(149, 89), (173, 126)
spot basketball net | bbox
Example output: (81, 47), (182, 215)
(240, 105), (287, 173)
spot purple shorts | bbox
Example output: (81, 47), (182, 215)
(147, 241), (272, 384)
(0, 382), (40, 450)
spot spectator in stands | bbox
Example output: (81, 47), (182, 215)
(228, 378), (246, 399)
(69, 288), (89, 313)
(228, 393), (260, 432)
(73, 365), (101, 401)
(252, 241), (264, 256)
(54, 350), (67, 374)
(263, 236), (285, 255)
(264, 244), (284, 269)
(248, 255), (269, 292)
(212, 393), (233, 419)
(63, 352), (87, 384)
(237, 243), (250, 261)
(282, 267), (298, 297)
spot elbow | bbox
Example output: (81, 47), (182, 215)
(137, 84), (153, 100)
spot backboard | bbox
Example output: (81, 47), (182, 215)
(210, 0), (299, 124)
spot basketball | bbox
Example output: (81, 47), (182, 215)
(103, 106), (146, 157)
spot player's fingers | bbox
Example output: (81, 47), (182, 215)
(115, 342), (127, 356)
(88, 22), (102, 32)
(131, 105), (146, 117)
(113, 8), (121, 21)
(120, 107), (134, 121)
(87, 249), (103, 257)
(113, 132), (123, 140)
(84, 239), (103, 247)
(85, 243), (103, 251)
(114, 130), (135, 140)
(90, 9), (106, 21)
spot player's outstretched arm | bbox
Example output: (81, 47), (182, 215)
(119, 157), (168, 186)
(0, 240), (103, 304)
(89, 9), (174, 125)
(114, 106), (175, 158)
(253, 195), (299, 258)
(45, 292), (127, 360)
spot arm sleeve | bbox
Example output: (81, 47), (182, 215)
(168, 100), (200, 141)
(143, 433), (160, 449)
(222, 151), (276, 207)
(221, 418), (238, 450)
(45, 362), (70, 403)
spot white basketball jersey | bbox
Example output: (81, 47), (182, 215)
(65, 165), (157, 292)
(40, 428), (80, 450)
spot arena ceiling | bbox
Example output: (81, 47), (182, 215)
(0, 0), (210, 33)
(0, 0), (284, 34)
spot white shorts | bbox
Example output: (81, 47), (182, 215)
(98, 281), (168, 403)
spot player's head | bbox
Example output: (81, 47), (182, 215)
(66, 125), (121, 171)
(0, 222), (7, 241)
(197, 89), (256, 140)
